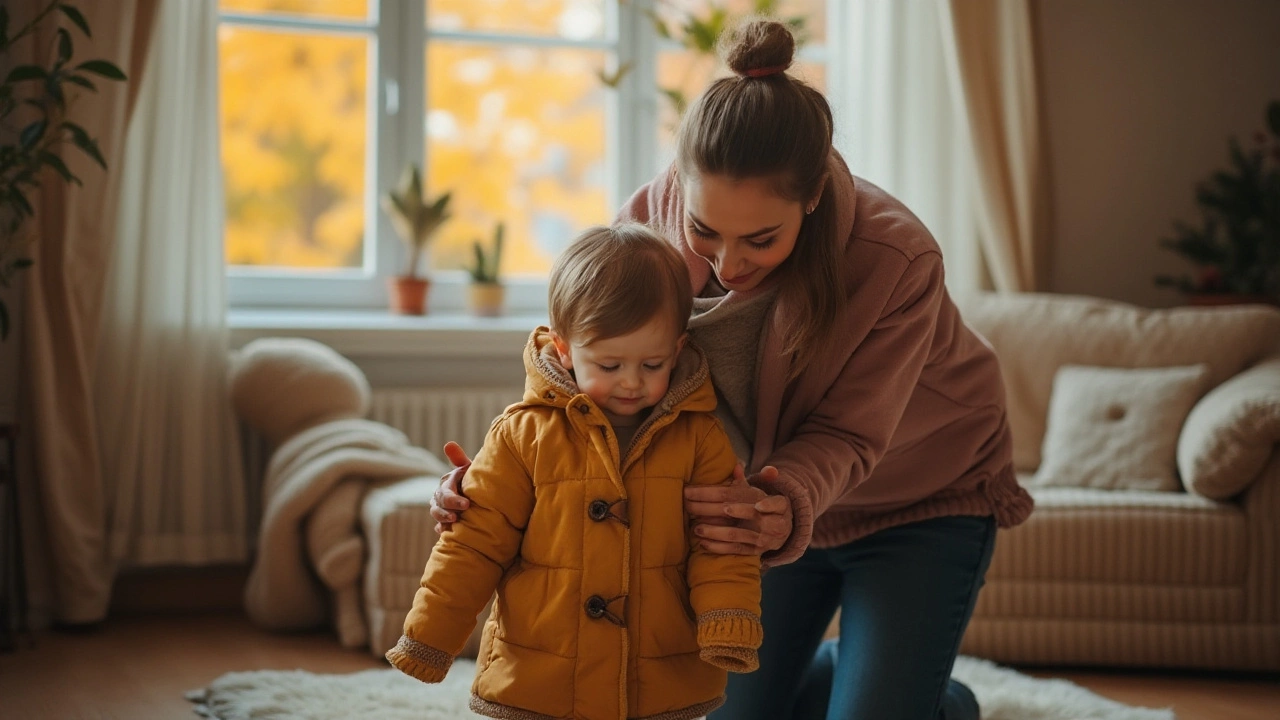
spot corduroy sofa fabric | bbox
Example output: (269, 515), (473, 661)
(956, 292), (1280, 671)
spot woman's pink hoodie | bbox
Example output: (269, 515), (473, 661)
(619, 153), (1034, 565)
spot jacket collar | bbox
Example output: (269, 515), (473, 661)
(520, 327), (715, 420)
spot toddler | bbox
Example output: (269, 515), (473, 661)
(387, 222), (762, 720)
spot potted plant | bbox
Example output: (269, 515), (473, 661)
(1155, 100), (1280, 306)
(380, 163), (451, 315)
(466, 221), (505, 317)
(1, 1), (128, 339)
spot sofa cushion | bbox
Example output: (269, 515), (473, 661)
(989, 480), (1247, 587)
(1178, 356), (1280, 499)
(1032, 364), (1208, 491)
(955, 292), (1280, 472)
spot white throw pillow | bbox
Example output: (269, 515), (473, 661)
(1031, 364), (1210, 491)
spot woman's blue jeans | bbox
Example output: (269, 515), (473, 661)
(710, 514), (997, 720)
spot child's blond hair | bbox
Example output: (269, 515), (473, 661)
(549, 223), (692, 344)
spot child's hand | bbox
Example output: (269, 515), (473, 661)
(684, 463), (793, 555)
(431, 441), (472, 533)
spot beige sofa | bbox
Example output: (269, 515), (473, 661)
(955, 291), (1280, 671)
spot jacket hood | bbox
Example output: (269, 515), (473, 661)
(520, 327), (716, 419)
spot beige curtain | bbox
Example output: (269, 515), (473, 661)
(937, 0), (1052, 292)
(18, 0), (160, 625)
(19, 0), (245, 625)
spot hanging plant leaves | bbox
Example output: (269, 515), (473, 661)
(39, 151), (80, 185)
(19, 119), (47, 149)
(56, 27), (72, 65)
(58, 3), (90, 37)
(5, 65), (46, 83)
(75, 59), (126, 81)
(64, 121), (106, 168)
(64, 74), (95, 91)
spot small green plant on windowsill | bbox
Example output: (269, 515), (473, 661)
(0, 1), (128, 339)
(466, 222), (505, 317)
(1154, 100), (1280, 306)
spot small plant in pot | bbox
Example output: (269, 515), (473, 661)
(466, 222), (505, 317)
(381, 163), (451, 315)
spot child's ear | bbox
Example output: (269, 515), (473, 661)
(550, 331), (574, 370)
(675, 332), (687, 355)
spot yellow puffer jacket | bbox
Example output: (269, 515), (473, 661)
(387, 329), (762, 720)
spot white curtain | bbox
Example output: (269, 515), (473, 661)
(95, 0), (247, 569)
(936, 0), (1050, 292)
(829, 0), (981, 292)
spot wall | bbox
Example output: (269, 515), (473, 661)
(1036, 0), (1280, 307)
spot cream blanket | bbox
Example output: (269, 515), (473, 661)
(244, 418), (445, 647)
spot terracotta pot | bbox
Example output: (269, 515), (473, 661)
(468, 282), (506, 317)
(1186, 293), (1279, 307)
(388, 276), (430, 315)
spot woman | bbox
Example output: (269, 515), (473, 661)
(431, 18), (1033, 720)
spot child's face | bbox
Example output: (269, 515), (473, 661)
(552, 316), (687, 426)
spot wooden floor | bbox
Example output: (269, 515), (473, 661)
(0, 612), (1277, 719)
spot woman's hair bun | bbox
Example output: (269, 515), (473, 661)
(719, 17), (796, 77)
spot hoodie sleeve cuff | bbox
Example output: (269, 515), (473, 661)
(753, 470), (814, 568)
(697, 610), (763, 672)
(385, 635), (454, 683)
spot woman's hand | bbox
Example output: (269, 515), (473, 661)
(684, 464), (793, 555)
(431, 441), (472, 533)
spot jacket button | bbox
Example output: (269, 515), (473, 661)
(585, 595), (607, 619)
(588, 500), (610, 522)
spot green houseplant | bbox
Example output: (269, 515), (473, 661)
(603, 0), (808, 121)
(1155, 100), (1280, 305)
(466, 221), (505, 317)
(380, 162), (451, 314)
(0, 1), (128, 339)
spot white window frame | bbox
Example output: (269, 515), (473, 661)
(223, 1), (828, 315)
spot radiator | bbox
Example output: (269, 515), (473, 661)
(368, 387), (524, 460)
(241, 386), (523, 512)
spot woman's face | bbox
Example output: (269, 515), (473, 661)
(681, 173), (804, 292)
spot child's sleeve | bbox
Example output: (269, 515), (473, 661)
(686, 417), (764, 673)
(386, 418), (535, 683)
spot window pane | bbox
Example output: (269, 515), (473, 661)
(220, 26), (369, 270)
(426, 43), (609, 276)
(654, 0), (825, 45)
(653, 0), (826, 160)
(427, 0), (606, 40)
(220, 0), (370, 21)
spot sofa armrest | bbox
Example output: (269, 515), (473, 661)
(1178, 355), (1280, 499)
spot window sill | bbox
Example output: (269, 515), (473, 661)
(228, 308), (546, 359)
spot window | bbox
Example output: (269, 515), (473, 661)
(221, 1), (827, 312)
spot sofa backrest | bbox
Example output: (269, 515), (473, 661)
(953, 291), (1280, 473)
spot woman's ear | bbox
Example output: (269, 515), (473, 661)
(807, 173), (830, 213)
(550, 331), (574, 370)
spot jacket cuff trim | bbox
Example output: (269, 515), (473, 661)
(385, 635), (453, 683)
(700, 644), (760, 673)
(696, 609), (764, 650)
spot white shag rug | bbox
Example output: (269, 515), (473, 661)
(186, 656), (1175, 720)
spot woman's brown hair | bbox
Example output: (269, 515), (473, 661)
(676, 17), (839, 380)
(549, 223), (693, 345)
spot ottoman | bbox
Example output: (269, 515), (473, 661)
(361, 477), (493, 661)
